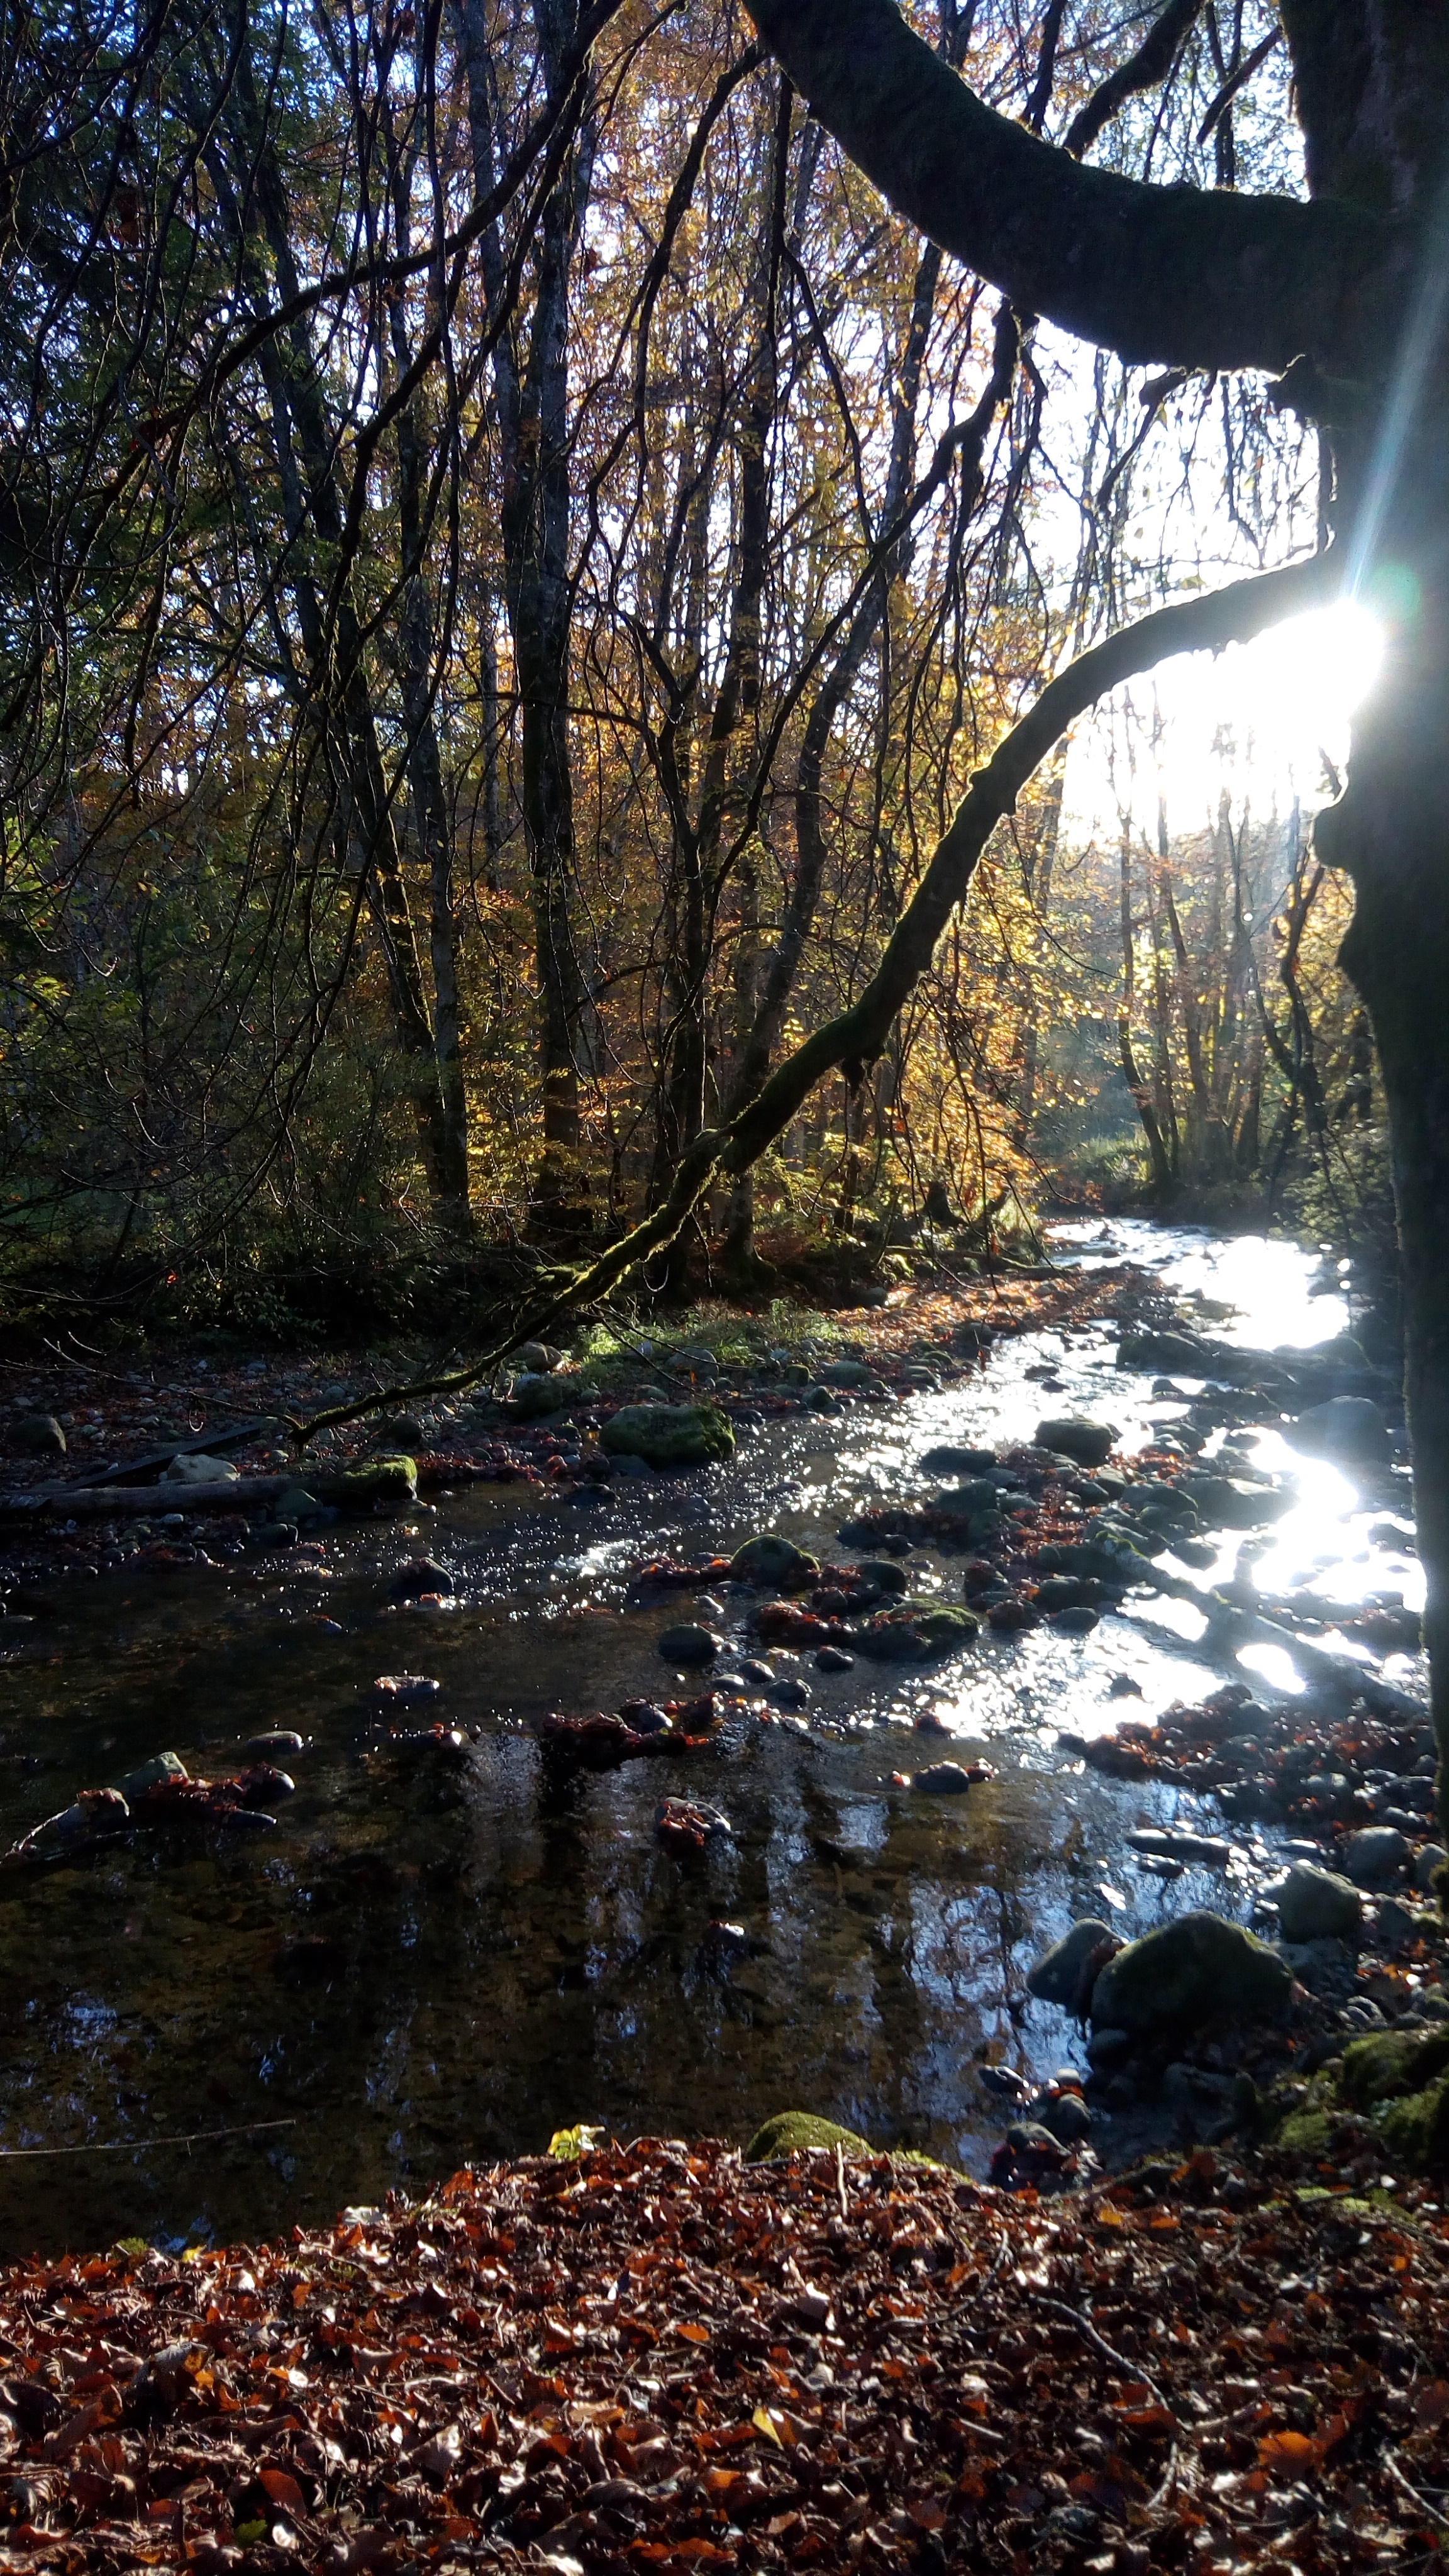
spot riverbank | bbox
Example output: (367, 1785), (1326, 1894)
(3, 2128), (1445, 2573)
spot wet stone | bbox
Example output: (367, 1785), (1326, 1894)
(1039, 2089), (1092, 2144)
(1089, 1911), (1292, 2040)
(1028, 1919), (1118, 2009)
(1035, 1416), (1118, 1468)
(657, 1623), (721, 1667)
(1344, 1825), (1411, 1884)
(912, 1761), (974, 1794)
(1275, 1861), (1363, 1945)
(814, 1645), (855, 1673)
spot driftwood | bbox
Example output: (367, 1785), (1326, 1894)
(84, 1417), (281, 1488)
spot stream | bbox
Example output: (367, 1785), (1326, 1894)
(0, 1218), (1424, 2257)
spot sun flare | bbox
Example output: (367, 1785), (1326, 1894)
(1067, 597), (1386, 835)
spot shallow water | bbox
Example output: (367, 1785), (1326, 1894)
(0, 1219), (1421, 2255)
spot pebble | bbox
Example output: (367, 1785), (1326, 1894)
(247, 1729), (306, 1755)
(814, 1645), (855, 1673)
(772, 1677), (812, 1710)
(739, 1658), (775, 1685)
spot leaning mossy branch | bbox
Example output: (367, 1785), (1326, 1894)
(287, 552), (1337, 1452)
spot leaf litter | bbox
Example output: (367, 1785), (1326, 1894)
(0, 2134), (1446, 2573)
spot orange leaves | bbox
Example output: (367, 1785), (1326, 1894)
(258, 2465), (308, 2515)
(1257, 2427), (1319, 2469)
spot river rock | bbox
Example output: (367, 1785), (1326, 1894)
(601, 1403), (735, 1467)
(1027, 1918), (1118, 2010)
(391, 1557), (450, 1601)
(855, 1557), (909, 1595)
(818, 1358), (874, 1388)
(1089, 1911), (1292, 2038)
(1416, 1843), (1448, 1892)
(912, 1760), (974, 1794)
(815, 1645), (855, 1672)
(657, 1623), (721, 1667)
(1287, 1394), (1391, 1466)
(1038, 2089), (1092, 2144)
(13, 1413), (65, 1457)
(920, 1443), (996, 1474)
(1344, 1824), (1411, 1882)
(118, 1751), (188, 1801)
(728, 1534), (819, 1587)
(1036, 1416), (1118, 1468)
(931, 1477), (1001, 1519)
(1276, 1860), (1363, 1944)
(518, 1342), (562, 1372)
(375, 1411), (426, 1448)
(1053, 1606), (1101, 1633)
(511, 1371), (573, 1419)
(164, 1450), (240, 1484)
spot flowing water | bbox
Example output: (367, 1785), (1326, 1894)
(0, 1220), (1421, 2256)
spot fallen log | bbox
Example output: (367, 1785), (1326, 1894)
(0, 1454), (416, 1521)
(0, 1476), (290, 1519)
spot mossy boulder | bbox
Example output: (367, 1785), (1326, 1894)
(511, 1372), (575, 1419)
(1339, 2024), (1449, 2110)
(729, 1535), (819, 1587)
(1379, 2077), (1449, 2167)
(849, 1604), (980, 1662)
(315, 1455), (418, 1510)
(1036, 1416), (1118, 1468)
(1283, 2029), (1449, 2172)
(1089, 1910), (1292, 2040)
(601, 1404), (735, 1467)
(745, 2111), (872, 2162)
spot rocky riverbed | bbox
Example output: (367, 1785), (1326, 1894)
(0, 1219), (1435, 2257)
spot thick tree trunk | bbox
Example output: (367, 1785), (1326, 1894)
(1317, 555), (1449, 1831)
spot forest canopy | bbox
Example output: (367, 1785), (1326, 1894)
(0, 0), (1382, 1333)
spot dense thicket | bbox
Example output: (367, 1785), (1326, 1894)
(0, 0), (1377, 1328)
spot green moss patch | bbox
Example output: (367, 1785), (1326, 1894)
(314, 1455), (417, 1509)
(744, 2112), (872, 2162)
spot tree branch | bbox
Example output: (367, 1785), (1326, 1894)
(287, 550), (1339, 1446)
(1065, 0), (1205, 160)
(743, 0), (1394, 371)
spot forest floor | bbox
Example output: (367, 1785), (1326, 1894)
(0, 2128), (1446, 2575)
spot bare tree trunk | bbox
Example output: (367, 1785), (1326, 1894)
(1117, 824), (1173, 1192)
(223, 70), (462, 1218)
(455, 0), (592, 1233)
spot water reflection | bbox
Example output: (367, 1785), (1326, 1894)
(0, 1216), (1417, 2254)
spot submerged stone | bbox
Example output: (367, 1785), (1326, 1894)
(657, 1623), (721, 1666)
